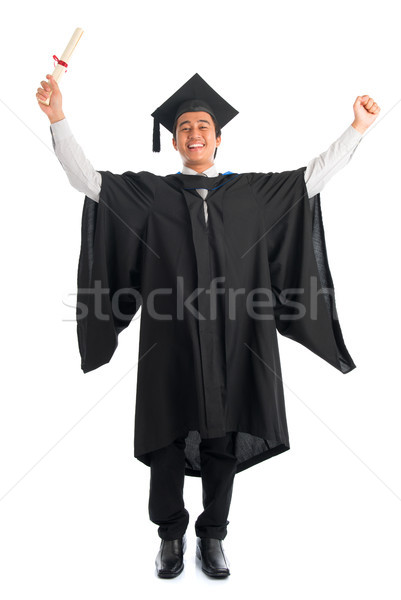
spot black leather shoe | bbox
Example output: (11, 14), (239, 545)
(155, 534), (187, 578)
(196, 537), (230, 577)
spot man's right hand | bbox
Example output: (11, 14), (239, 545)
(36, 74), (65, 124)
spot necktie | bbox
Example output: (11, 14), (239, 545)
(196, 176), (209, 224)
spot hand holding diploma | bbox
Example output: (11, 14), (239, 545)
(36, 74), (65, 123)
(36, 27), (83, 123)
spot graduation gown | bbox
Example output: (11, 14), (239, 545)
(76, 167), (356, 477)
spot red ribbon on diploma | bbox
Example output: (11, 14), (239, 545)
(53, 54), (68, 72)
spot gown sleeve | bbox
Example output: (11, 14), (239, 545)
(76, 170), (155, 373)
(248, 166), (356, 374)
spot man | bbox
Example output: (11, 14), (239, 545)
(36, 73), (380, 579)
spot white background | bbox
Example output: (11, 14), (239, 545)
(1, 0), (400, 597)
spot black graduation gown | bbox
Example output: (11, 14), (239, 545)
(76, 167), (356, 477)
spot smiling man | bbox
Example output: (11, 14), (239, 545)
(173, 111), (221, 170)
(37, 72), (379, 579)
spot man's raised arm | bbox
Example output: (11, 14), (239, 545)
(304, 95), (380, 198)
(36, 74), (101, 202)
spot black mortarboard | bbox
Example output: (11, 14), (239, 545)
(151, 73), (239, 152)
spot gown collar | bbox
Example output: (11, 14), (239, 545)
(181, 164), (218, 177)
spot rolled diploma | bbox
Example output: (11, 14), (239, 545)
(43, 27), (84, 106)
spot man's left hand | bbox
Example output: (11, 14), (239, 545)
(352, 95), (381, 134)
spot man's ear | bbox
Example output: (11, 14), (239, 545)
(216, 135), (221, 148)
(172, 137), (178, 151)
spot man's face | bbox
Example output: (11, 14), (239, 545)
(172, 111), (221, 169)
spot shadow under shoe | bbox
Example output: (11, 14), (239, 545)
(196, 537), (230, 577)
(155, 534), (187, 578)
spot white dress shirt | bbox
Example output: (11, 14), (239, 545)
(50, 118), (363, 224)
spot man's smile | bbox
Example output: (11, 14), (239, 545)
(187, 143), (205, 151)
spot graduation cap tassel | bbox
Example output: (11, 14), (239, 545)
(152, 117), (161, 152)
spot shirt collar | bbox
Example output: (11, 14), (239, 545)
(181, 164), (218, 177)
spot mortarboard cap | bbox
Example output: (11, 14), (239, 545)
(151, 73), (239, 152)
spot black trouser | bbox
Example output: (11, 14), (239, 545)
(148, 432), (237, 541)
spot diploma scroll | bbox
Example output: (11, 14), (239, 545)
(42, 27), (84, 106)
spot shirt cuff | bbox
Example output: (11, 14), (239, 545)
(49, 118), (72, 142)
(340, 124), (364, 147)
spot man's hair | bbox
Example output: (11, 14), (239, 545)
(173, 113), (221, 159)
